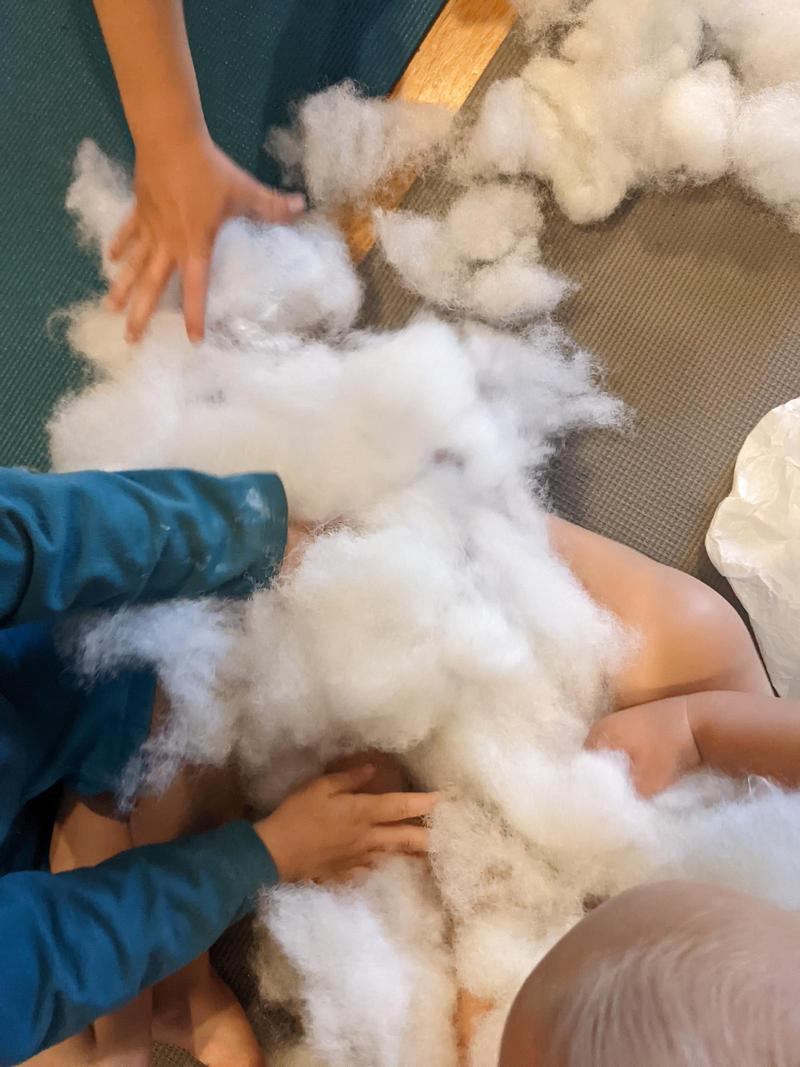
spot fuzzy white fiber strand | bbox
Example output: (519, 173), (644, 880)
(55, 145), (800, 1067)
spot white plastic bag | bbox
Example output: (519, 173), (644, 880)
(707, 397), (800, 698)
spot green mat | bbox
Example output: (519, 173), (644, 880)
(0, 0), (445, 470)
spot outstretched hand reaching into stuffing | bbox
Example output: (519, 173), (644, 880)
(108, 136), (305, 343)
(255, 764), (440, 882)
(93, 0), (305, 345)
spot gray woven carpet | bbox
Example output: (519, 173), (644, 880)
(161, 22), (800, 1067)
(360, 24), (800, 603)
(155, 917), (297, 1065)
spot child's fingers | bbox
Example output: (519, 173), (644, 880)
(107, 238), (149, 312)
(126, 247), (174, 342)
(239, 175), (306, 225)
(368, 790), (441, 825)
(325, 763), (376, 795)
(368, 824), (430, 855)
(109, 210), (138, 261)
(182, 246), (212, 343)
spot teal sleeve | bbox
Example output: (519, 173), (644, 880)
(0, 468), (288, 626)
(0, 627), (157, 803)
(0, 820), (278, 1065)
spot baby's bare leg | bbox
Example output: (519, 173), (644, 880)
(130, 760), (264, 1067)
(19, 796), (152, 1067)
(548, 516), (771, 707)
(129, 760), (247, 843)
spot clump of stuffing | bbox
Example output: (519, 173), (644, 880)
(374, 184), (574, 322)
(266, 81), (454, 206)
(735, 87), (800, 230)
(453, 0), (800, 229)
(511, 0), (588, 37)
(261, 0), (800, 337)
(66, 140), (132, 265)
(255, 860), (457, 1066)
(65, 600), (240, 801)
(702, 0), (800, 91)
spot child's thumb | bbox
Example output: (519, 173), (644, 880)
(242, 177), (306, 225)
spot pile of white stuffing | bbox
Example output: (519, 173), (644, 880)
(269, 0), (800, 323)
(54, 0), (800, 1059)
(58, 142), (800, 1066)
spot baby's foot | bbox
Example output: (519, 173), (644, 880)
(153, 954), (263, 1067)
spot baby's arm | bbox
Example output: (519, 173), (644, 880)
(40, 797), (152, 1067)
(689, 690), (800, 786)
(586, 690), (800, 797)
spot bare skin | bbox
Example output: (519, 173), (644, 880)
(93, 0), (305, 343)
(551, 519), (800, 797)
(586, 687), (800, 797)
(130, 762), (263, 1067)
(547, 516), (771, 709)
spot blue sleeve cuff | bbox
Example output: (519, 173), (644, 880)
(232, 472), (288, 594)
(217, 821), (280, 921)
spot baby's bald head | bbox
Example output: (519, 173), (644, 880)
(499, 881), (800, 1067)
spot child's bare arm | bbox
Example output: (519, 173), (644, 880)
(586, 690), (800, 797)
(93, 0), (304, 342)
(92, 0), (205, 156)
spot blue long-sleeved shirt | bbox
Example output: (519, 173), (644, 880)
(0, 468), (287, 1063)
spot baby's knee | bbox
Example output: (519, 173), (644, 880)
(673, 576), (767, 694)
(618, 566), (769, 707)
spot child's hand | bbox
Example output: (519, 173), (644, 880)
(254, 764), (440, 882)
(584, 696), (701, 798)
(107, 134), (305, 344)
